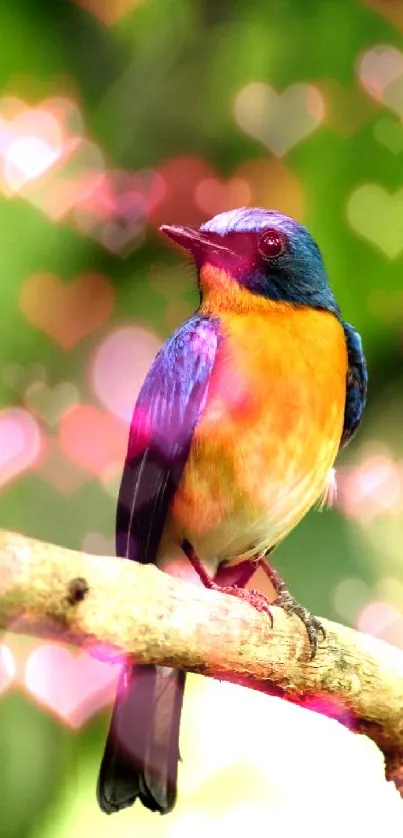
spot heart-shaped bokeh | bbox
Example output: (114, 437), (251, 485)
(24, 643), (122, 727)
(153, 156), (304, 243)
(20, 272), (114, 349)
(58, 404), (127, 480)
(2, 361), (46, 396)
(194, 176), (251, 216)
(358, 44), (403, 118)
(0, 407), (43, 490)
(336, 454), (403, 523)
(0, 96), (82, 196)
(73, 168), (165, 255)
(347, 184), (403, 258)
(357, 600), (403, 648)
(34, 438), (91, 496)
(0, 95), (111, 231)
(149, 156), (219, 228)
(89, 326), (162, 423)
(233, 82), (325, 156)
(25, 380), (79, 426)
(24, 136), (105, 223)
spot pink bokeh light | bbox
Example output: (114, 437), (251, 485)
(357, 600), (403, 647)
(336, 453), (403, 523)
(194, 177), (252, 216)
(25, 380), (79, 427)
(149, 156), (217, 228)
(0, 407), (43, 491)
(24, 642), (122, 728)
(90, 326), (162, 423)
(40, 139), (105, 221)
(4, 135), (62, 191)
(58, 404), (127, 479)
(357, 44), (403, 107)
(0, 96), (82, 196)
(73, 167), (165, 254)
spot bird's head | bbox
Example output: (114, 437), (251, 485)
(160, 207), (339, 315)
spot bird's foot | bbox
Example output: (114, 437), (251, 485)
(260, 558), (325, 660)
(273, 590), (325, 660)
(181, 539), (273, 626)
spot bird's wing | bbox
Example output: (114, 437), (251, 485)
(116, 314), (220, 564)
(339, 321), (368, 449)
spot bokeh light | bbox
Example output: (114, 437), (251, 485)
(346, 184), (403, 259)
(58, 404), (127, 480)
(0, 407), (43, 489)
(357, 44), (403, 116)
(24, 643), (122, 728)
(73, 168), (165, 255)
(19, 272), (115, 349)
(233, 82), (325, 155)
(357, 600), (403, 648)
(337, 452), (403, 523)
(34, 438), (91, 496)
(0, 100), (68, 192)
(90, 326), (161, 423)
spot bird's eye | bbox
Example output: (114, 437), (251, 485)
(258, 229), (287, 259)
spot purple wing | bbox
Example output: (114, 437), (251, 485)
(116, 314), (220, 564)
(340, 321), (367, 449)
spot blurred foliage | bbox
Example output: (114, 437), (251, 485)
(0, 0), (403, 835)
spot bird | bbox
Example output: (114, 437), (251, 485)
(97, 206), (367, 818)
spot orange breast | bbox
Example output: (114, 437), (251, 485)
(165, 300), (348, 563)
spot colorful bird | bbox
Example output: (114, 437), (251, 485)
(97, 207), (367, 817)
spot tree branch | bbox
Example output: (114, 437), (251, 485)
(1, 528), (403, 794)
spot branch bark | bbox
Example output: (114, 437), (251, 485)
(1, 529), (403, 793)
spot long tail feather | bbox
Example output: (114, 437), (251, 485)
(97, 663), (185, 815)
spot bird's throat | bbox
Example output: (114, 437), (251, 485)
(198, 264), (288, 315)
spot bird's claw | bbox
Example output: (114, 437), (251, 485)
(274, 590), (325, 660)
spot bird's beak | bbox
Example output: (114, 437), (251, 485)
(160, 224), (232, 259)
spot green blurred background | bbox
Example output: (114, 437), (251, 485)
(1, 0), (403, 835)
